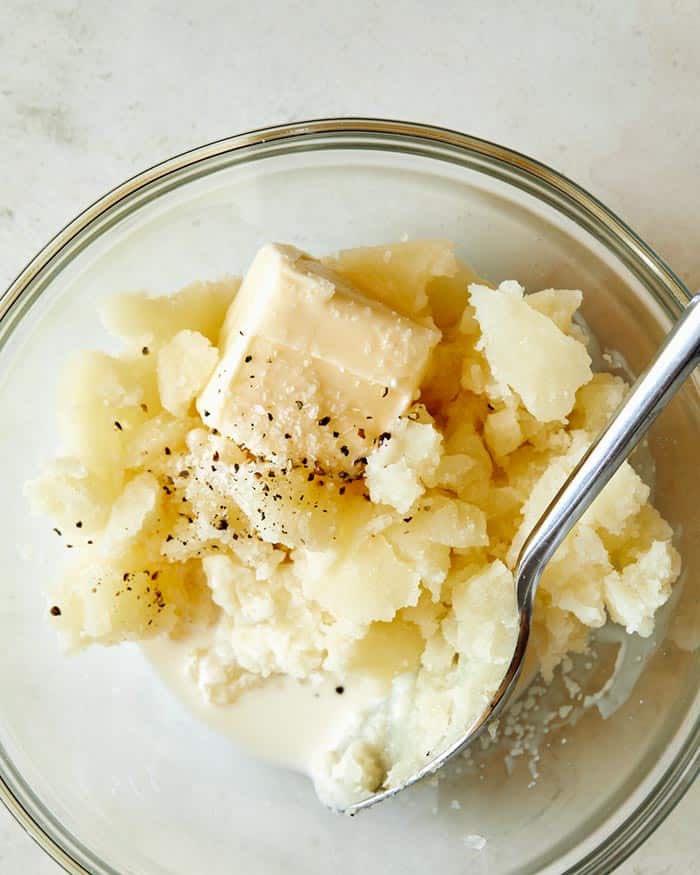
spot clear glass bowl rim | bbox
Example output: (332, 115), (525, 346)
(0, 117), (696, 875)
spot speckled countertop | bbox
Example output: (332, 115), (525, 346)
(0, 1), (697, 872)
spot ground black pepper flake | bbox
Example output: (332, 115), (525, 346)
(178, 470), (190, 478)
(50, 606), (62, 617)
(357, 427), (366, 439)
(332, 431), (340, 438)
(487, 403), (495, 411)
(164, 446), (171, 455)
(266, 412), (273, 422)
(213, 451), (220, 462)
(378, 432), (392, 445)
(284, 433), (291, 440)
(295, 400), (303, 410)
(339, 486), (346, 495)
(151, 571), (159, 580)
(307, 472), (315, 482)
(354, 456), (368, 466)
(403, 516), (413, 523)
(381, 387), (389, 398)
(340, 445), (349, 457)
(318, 416), (331, 426)
(53, 527), (62, 536)
(234, 463), (240, 473)
(114, 420), (123, 431)
(142, 346), (150, 356)
(244, 355), (252, 363)
(214, 519), (229, 531)
(335, 686), (344, 694)
(166, 534), (174, 542)
(75, 521), (83, 528)
(203, 410), (211, 417)
(140, 402), (148, 413)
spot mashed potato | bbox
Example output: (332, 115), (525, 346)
(28, 241), (680, 809)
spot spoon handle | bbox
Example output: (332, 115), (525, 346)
(516, 293), (700, 608)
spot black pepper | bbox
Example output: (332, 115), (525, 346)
(142, 346), (150, 356)
(335, 686), (344, 695)
(50, 606), (62, 617)
(114, 420), (123, 431)
(318, 416), (331, 426)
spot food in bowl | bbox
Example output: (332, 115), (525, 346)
(27, 240), (681, 809)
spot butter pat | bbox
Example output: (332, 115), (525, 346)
(198, 244), (441, 472)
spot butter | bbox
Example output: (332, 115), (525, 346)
(197, 244), (441, 472)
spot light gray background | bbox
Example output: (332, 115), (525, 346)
(0, 1), (697, 872)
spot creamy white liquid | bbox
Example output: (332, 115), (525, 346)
(143, 633), (388, 775)
(143, 631), (541, 779)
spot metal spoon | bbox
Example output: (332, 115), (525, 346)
(345, 292), (700, 815)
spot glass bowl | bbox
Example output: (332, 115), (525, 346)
(0, 119), (697, 875)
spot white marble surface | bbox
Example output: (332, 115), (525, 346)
(0, 1), (697, 872)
